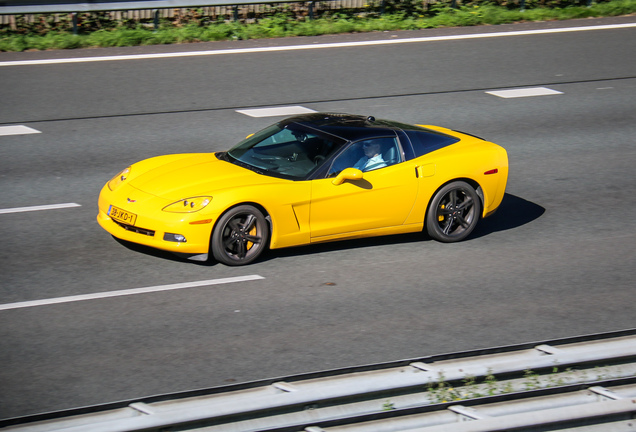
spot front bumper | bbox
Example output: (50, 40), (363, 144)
(97, 186), (215, 255)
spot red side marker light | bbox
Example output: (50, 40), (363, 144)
(484, 169), (498, 175)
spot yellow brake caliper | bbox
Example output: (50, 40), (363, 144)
(247, 226), (257, 250)
(438, 204), (445, 222)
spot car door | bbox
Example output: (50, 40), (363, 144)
(309, 137), (419, 240)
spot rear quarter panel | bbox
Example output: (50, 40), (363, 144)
(406, 127), (508, 223)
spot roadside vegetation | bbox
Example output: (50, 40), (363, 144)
(380, 363), (633, 410)
(1, 0), (635, 51)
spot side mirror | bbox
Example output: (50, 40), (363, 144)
(332, 168), (363, 185)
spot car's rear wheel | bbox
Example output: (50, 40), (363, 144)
(426, 181), (481, 243)
(211, 205), (269, 266)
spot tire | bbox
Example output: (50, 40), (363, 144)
(426, 181), (481, 243)
(211, 205), (269, 266)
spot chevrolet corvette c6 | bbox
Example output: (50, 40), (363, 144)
(97, 113), (508, 265)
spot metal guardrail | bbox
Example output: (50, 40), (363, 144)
(0, 0), (283, 14)
(1, 329), (635, 432)
(0, 0), (367, 30)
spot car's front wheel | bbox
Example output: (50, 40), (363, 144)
(426, 181), (481, 243)
(211, 205), (269, 266)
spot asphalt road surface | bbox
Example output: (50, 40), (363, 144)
(1, 16), (635, 420)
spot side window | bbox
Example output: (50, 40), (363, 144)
(328, 137), (401, 176)
(404, 130), (460, 157)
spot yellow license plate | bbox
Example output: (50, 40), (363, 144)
(108, 205), (137, 226)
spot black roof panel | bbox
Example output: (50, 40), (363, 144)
(281, 113), (399, 141)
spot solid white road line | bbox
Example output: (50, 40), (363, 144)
(486, 87), (564, 98)
(237, 106), (317, 117)
(0, 203), (82, 214)
(0, 23), (634, 67)
(0, 275), (265, 311)
(0, 125), (42, 136)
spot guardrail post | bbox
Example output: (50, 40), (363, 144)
(233, 4), (239, 21)
(153, 9), (159, 30)
(71, 12), (78, 34)
(308, 1), (314, 19)
(520, 0), (525, 11)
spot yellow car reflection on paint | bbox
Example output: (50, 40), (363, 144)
(97, 113), (508, 265)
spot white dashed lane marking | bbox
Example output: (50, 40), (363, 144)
(237, 106), (317, 117)
(486, 87), (564, 98)
(0, 275), (265, 311)
(0, 125), (42, 136)
(0, 203), (81, 214)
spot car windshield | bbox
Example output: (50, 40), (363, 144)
(226, 123), (346, 180)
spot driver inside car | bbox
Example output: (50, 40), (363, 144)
(354, 140), (387, 172)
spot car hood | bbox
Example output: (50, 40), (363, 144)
(128, 153), (282, 200)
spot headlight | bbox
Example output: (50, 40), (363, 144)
(163, 196), (212, 213)
(107, 167), (131, 191)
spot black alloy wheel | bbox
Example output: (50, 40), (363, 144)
(211, 205), (269, 265)
(426, 181), (481, 243)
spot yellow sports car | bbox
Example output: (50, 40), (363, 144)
(97, 113), (508, 265)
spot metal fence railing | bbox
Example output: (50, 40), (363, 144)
(1, 329), (635, 432)
(0, 0), (601, 31)
(1, 0), (371, 29)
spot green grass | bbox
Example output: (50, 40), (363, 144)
(1, 0), (635, 51)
